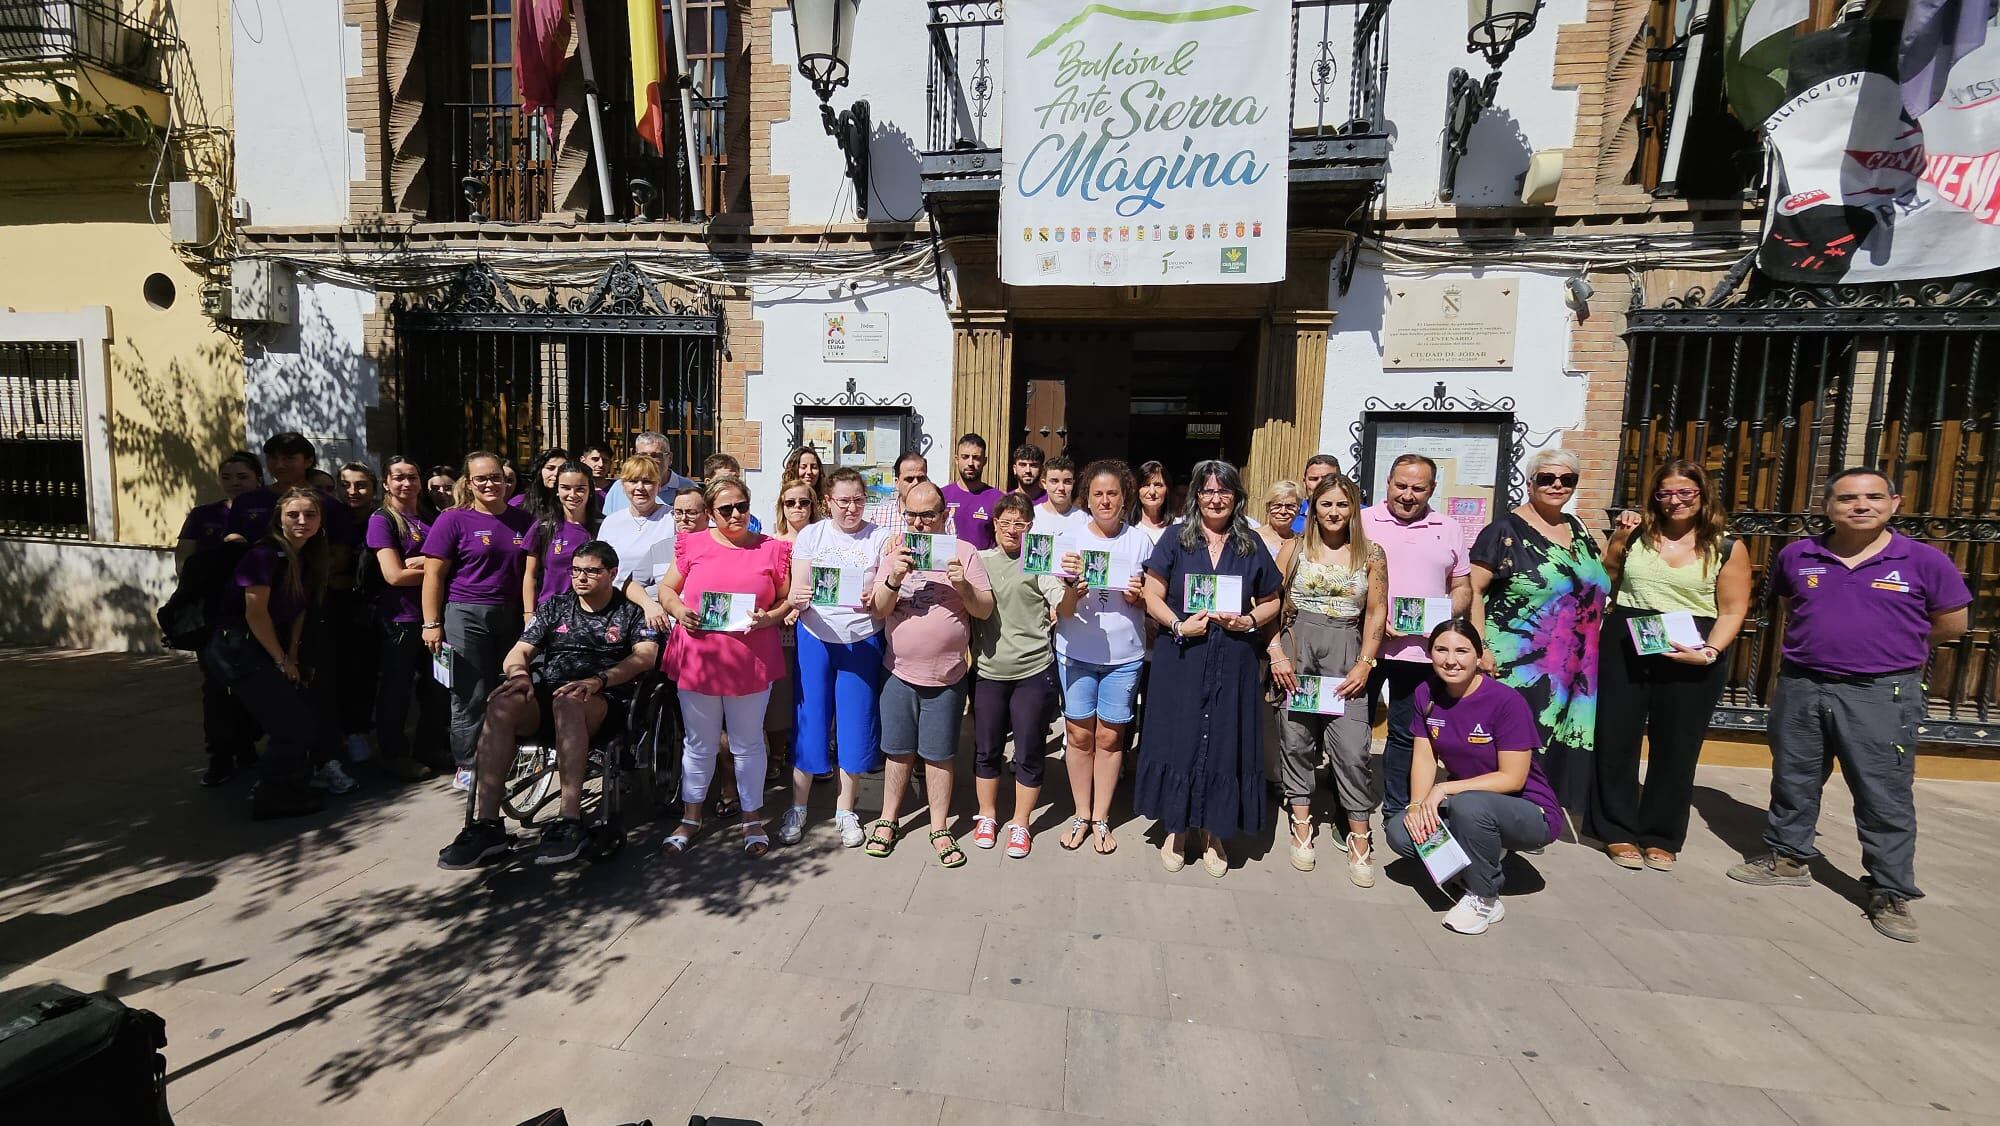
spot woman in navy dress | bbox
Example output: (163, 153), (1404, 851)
(1136, 460), (1284, 878)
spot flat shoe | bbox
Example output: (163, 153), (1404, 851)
(1202, 849), (1228, 878)
(1643, 848), (1677, 872)
(1160, 843), (1186, 873)
(1606, 843), (1644, 870)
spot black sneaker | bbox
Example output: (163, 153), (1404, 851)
(250, 785), (325, 820)
(438, 819), (514, 870)
(1867, 891), (1920, 943)
(1727, 853), (1813, 887)
(534, 819), (590, 866)
(200, 758), (237, 787)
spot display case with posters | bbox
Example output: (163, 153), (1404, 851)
(1356, 407), (1518, 552)
(786, 381), (927, 502)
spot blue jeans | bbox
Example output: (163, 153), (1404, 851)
(1370, 660), (1431, 814)
(792, 629), (885, 775)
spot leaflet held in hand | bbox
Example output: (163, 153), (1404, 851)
(1415, 823), (1472, 885)
(1285, 675), (1346, 715)
(1079, 547), (1135, 591)
(697, 591), (757, 632)
(1391, 596), (1453, 637)
(809, 565), (865, 608)
(431, 643), (454, 688)
(1626, 609), (1704, 656)
(903, 532), (959, 573)
(1022, 532), (1061, 576)
(1184, 573), (1244, 614)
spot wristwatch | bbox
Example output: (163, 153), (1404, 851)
(1700, 645), (1719, 664)
(1358, 654), (1379, 668)
(595, 672), (611, 690)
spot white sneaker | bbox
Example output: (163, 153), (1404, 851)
(451, 768), (474, 792)
(835, 809), (865, 848)
(311, 760), (360, 795)
(777, 805), (808, 845)
(1441, 892), (1505, 935)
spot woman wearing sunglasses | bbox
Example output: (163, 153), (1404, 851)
(1468, 448), (1616, 829)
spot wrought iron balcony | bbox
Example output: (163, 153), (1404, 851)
(436, 97), (725, 223)
(922, 0), (1390, 198)
(0, 0), (172, 137)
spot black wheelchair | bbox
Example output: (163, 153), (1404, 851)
(462, 669), (682, 862)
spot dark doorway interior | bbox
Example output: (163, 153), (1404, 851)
(1010, 323), (1257, 484)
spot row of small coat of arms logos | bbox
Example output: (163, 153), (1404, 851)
(1023, 221), (1266, 243)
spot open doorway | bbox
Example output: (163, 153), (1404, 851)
(1009, 323), (1257, 486)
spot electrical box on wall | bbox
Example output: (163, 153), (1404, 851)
(229, 260), (294, 325)
(169, 182), (215, 245)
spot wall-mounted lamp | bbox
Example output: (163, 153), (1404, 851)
(1440, 0), (1546, 202)
(1564, 275), (1594, 317)
(791, 0), (871, 219)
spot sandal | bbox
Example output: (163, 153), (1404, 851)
(1059, 817), (1090, 851)
(1606, 843), (1644, 871)
(1091, 819), (1117, 855)
(864, 818), (899, 858)
(1288, 813), (1315, 873)
(713, 794), (740, 820)
(662, 818), (702, 855)
(1643, 848), (1677, 872)
(930, 828), (967, 869)
(742, 818), (770, 858)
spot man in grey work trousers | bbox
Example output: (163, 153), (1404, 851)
(1728, 467), (1971, 943)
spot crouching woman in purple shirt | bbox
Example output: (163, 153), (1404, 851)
(1385, 618), (1564, 936)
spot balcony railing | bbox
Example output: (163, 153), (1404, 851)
(439, 96), (727, 223)
(922, 0), (1390, 194)
(0, 0), (168, 90)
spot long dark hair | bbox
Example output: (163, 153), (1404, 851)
(1132, 460), (1170, 524)
(537, 461), (603, 552)
(519, 447), (569, 516)
(1176, 460), (1258, 556)
(379, 454), (433, 545)
(1638, 458), (1729, 574)
(264, 487), (331, 606)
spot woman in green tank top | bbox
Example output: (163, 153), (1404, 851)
(1587, 459), (1751, 872)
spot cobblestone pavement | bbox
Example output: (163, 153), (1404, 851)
(3, 649), (1998, 1125)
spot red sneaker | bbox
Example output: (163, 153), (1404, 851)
(972, 815), (999, 849)
(1005, 823), (1032, 859)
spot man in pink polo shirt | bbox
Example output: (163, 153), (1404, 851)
(1364, 453), (1473, 814)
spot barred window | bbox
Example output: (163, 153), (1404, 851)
(0, 341), (90, 538)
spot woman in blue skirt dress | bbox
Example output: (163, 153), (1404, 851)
(1136, 460), (1284, 878)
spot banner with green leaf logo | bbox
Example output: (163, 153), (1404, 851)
(1000, 0), (1291, 285)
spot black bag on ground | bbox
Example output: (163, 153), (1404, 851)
(0, 982), (173, 1123)
(158, 540), (249, 651)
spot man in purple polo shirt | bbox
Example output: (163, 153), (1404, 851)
(1728, 468), (1970, 944)
(1365, 453), (1473, 814)
(942, 432), (1004, 551)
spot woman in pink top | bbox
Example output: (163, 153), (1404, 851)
(656, 478), (793, 857)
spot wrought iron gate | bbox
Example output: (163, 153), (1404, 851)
(1621, 281), (2000, 745)
(389, 261), (722, 475)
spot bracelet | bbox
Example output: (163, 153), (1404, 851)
(1172, 617), (1185, 639)
(422, 621), (442, 630)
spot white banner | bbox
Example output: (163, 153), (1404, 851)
(1760, 17), (2000, 283)
(999, 0), (1291, 286)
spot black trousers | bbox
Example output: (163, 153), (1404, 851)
(328, 590), (379, 737)
(1587, 608), (1728, 851)
(375, 620), (448, 764)
(200, 659), (259, 764)
(229, 652), (342, 793)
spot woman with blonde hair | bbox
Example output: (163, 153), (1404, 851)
(1255, 479), (1303, 559)
(1268, 475), (1386, 883)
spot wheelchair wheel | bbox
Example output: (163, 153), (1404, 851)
(500, 744), (561, 826)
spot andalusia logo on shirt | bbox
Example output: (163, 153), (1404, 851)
(1798, 564), (1825, 589)
(1871, 569), (1911, 594)
(474, 530), (493, 545)
(1468, 723), (1493, 745)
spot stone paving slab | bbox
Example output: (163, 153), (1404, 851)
(4, 649), (2000, 1125)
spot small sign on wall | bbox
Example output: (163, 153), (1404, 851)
(1382, 277), (1518, 369)
(823, 312), (889, 362)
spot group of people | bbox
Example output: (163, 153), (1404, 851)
(176, 426), (1970, 943)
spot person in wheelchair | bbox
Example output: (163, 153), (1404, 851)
(439, 540), (661, 869)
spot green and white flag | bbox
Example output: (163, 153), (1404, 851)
(1000, 1), (1291, 285)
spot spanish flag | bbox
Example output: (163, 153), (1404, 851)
(629, 0), (667, 152)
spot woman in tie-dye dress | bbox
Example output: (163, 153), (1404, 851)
(1468, 449), (1613, 828)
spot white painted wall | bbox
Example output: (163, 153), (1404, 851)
(0, 539), (177, 651)
(1322, 259), (1587, 495)
(232, 0), (354, 226)
(1377, 0), (1585, 209)
(747, 279), (954, 504)
(770, 4), (933, 225)
(244, 276), (380, 467)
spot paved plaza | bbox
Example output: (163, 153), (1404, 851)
(3, 649), (1999, 1125)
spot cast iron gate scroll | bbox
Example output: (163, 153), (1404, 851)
(1620, 281), (2000, 745)
(390, 261), (722, 475)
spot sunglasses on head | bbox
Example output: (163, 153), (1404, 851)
(715, 501), (751, 518)
(1534, 472), (1579, 489)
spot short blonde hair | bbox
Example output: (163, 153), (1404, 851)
(1264, 479), (1302, 508)
(1524, 447), (1580, 478)
(618, 455), (663, 484)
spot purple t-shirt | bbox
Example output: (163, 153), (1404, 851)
(177, 500), (231, 553)
(1412, 676), (1562, 840)
(421, 506), (538, 606)
(941, 482), (1004, 552)
(365, 510), (432, 623)
(222, 541), (311, 629)
(535, 519), (595, 605)
(1769, 532), (1971, 676)
(226, 486), (360, 547)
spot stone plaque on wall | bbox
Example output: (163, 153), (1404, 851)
(1382, 277), (1518, 369)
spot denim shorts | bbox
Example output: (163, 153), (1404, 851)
(1058, 655), (1144, 725)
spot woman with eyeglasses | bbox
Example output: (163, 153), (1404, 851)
(1588, 459), (1749, 872)
(969, 491), (1065, 858)
(1469, 448), (1615, 826)
(656, 478), (793, 858)
(421, 451), (539, 791)
(522, 461), (603, 609)
(1136, 460), (1284, 878)
(1255, 480), (1302, 559)
(367, 455), (447, 780)
(765, 476), (819, 785)
(778, 467), (888, 847)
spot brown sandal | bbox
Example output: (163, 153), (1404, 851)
(1643, 848), (1677, 872)
(1606, 843), (1643, 871)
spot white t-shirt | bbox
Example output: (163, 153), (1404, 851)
(792, 519), (890, 644)
(597, 504), (676, 596)
(1054, 521), (1151, 666)
(1032, 506), (1086, 536)
(1134, 519), (1174, 548)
